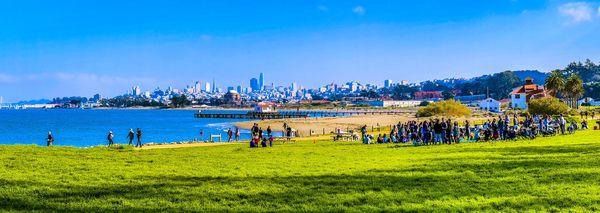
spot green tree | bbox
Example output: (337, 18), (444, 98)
(545, 70), (565, 97)
(563, 74), (584, 108)
(528, 97), (569, 115)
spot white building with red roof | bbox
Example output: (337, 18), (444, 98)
(510, 77), (549, 109)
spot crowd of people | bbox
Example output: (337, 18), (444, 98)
(247, 122), (297, 148)
(360, 114), (590, 145)
(249, 123), (274, 148)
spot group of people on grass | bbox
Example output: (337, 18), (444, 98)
(106, 128), (144, 147)
(360, 114), (590, 146)
(249, 123), (274, 148)
(226, 128), (241, 142)
(248, 122), (297, 148)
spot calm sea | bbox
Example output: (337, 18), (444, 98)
(0, 109), (257, 147)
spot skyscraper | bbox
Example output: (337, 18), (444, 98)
(259, 73), (264, 91)
(204, 82), (211, 92)
(132, 86), (141, 96)
(211, 78), (216, 93)
(384, 79), (393, 88)
(194, 81), (201, 93)
(250, 78), (259, 91)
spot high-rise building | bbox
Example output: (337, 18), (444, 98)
(211, 79), (216, 93)
(236, 85), (242, 93)
(250, 78), (259, 91)
(384, 79), (393, 88)
(194, 81), (201, 93)
(132, 86), (141, 96)
(291, 82), (298, 92)
(259, 73), (264, 91)
(204, 82), (211, 92)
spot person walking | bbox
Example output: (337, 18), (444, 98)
(46, 131), (54, 147)
(136, 128), (143, 147)
(559, 114), (566, 135)
(227, 128), (233, 142)
(127, 129), (135, 145)
(235, 127), (240, 141)
(107, 131), (114, 146)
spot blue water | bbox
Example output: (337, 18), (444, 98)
(0, 109), (256, 147)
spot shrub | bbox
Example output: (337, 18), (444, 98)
(419, 101), (430, 106)
(416, 100), (471, 117)
(528, 97), (569, 116)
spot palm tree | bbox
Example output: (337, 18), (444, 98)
(545, 69), (565, 97)
(564, 74), (584, 108)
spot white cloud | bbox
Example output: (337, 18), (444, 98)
(352, 6), (365, 15)
(558, 2), (593, 23)
(317, 5), (328, 12)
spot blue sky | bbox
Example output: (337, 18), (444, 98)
(1, 0), (600, 102)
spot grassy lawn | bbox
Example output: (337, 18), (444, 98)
(1, 131), (600, 211)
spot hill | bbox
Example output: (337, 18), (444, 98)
(0, 130), (599, 211)
(513, 70), (548, 85)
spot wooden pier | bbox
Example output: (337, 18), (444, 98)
(194, 109), (414, 119)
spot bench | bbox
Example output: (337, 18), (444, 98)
(210, 134), (222, 142)
(332, 133), (358, 141)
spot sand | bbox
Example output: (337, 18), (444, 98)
(234, 114), (417, 137)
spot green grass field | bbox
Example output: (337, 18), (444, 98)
(1, 130), (600, 212)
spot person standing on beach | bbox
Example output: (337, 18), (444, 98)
(267, 126), (272, 137)
(136, 128), (143, 147)
(46, 131), (54, 147)
(199, 129), (204, 140)
(127, 129), (135, 145)
(235, 128), (240, 141)
(107, 131), (114, 146)
(227, 128), (233, 142)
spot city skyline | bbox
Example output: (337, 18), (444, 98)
(1, 1), (600, 102)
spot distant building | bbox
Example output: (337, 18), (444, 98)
(361, 100), (421, 108)
(479, 98), (501, 112)
(224, 90), (241, 105)
(384, 79), (393, 88)
(204, 82), (211, 92)
(253, 102), (276, 113)
(510, 77), (548, 109)
(259, 73), (264, 91)
(132, 86), (141, 96)
(250, 78), (260, 91)
(414, 91), (443, 100)
(194, 81), (202, 93)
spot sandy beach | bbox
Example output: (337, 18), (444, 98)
(235, 114), (417, 136)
